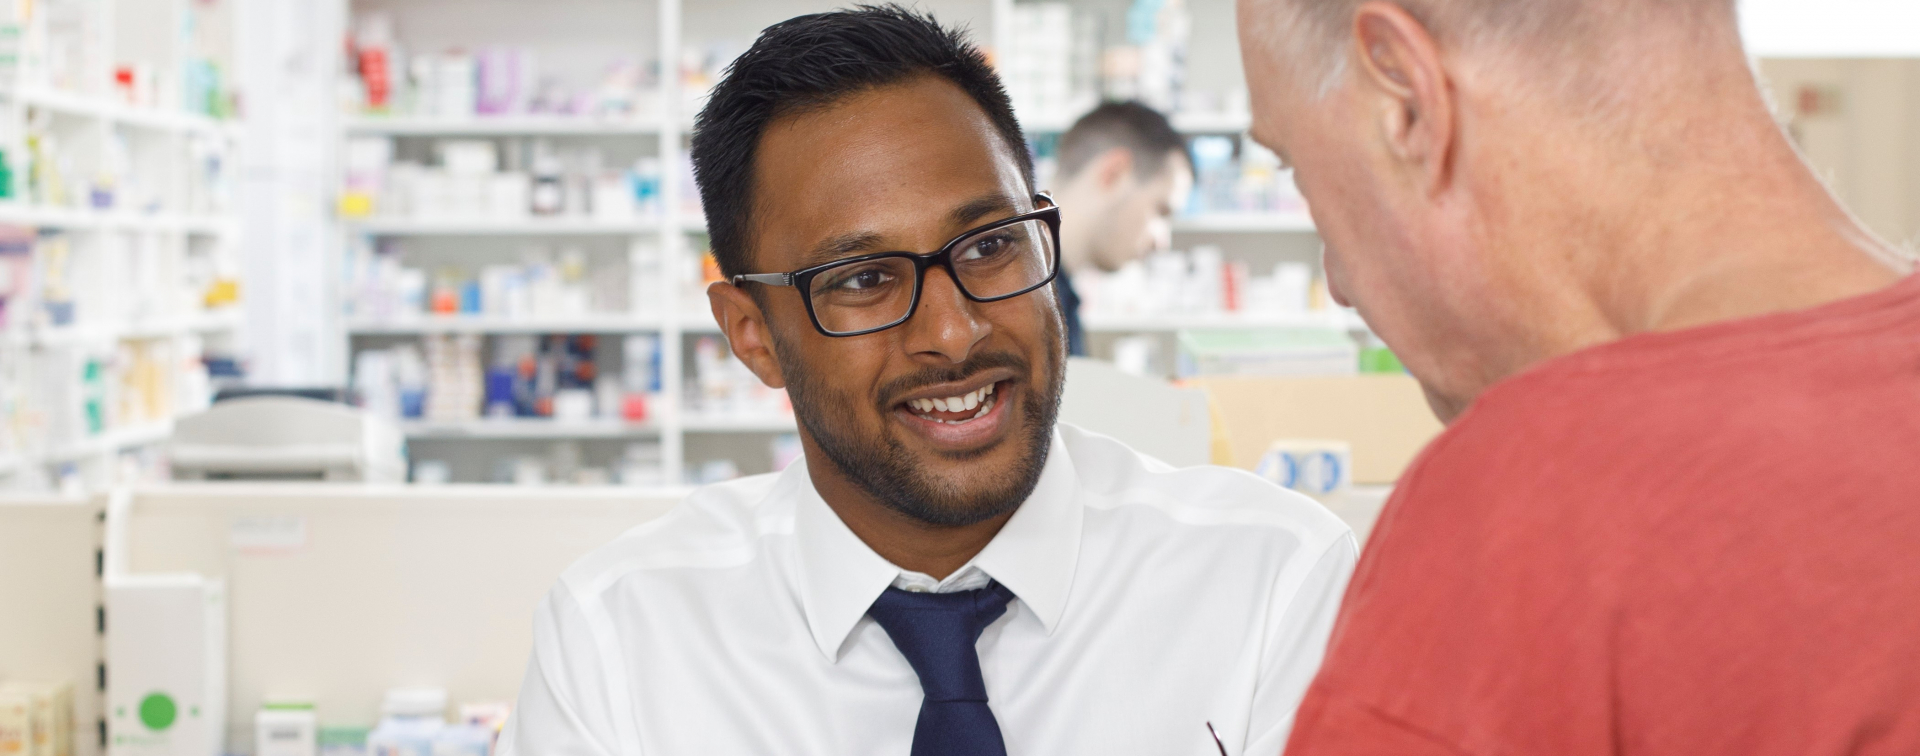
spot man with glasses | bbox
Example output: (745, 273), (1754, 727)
(499, 6), (1354, 756)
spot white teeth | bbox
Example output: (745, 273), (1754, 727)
(905, 382), (1001, 420)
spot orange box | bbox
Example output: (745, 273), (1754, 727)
(1194, 374), (1445, 485)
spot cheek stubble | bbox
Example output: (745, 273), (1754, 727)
(774, 313), (1065, 528)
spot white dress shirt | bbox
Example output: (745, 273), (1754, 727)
(500, 424), (1357, 756)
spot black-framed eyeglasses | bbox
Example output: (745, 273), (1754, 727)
(730, 194), (1062, 337)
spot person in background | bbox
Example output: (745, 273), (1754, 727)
(499, 7), (1355, 756)
(1047, 102), (1194, 356)
(1235, 0), (1920, 753)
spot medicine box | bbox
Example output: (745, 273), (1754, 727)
(106, 575), (227, 756)
(0, 682), (74, 756)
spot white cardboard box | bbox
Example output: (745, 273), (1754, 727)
(106, 576), (226, 756)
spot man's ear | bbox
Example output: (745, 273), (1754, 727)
(1352, 1), (1456, 195)
(708, 281), (788, 390)
(1091, 147), (1136, 192)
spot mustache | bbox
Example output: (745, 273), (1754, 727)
(877, 351), (1030, 407)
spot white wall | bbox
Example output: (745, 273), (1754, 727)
(1741, 0), (1920, 58)
(1760, 58), (1920, 252)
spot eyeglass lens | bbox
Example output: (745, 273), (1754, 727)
(805, 218), (1055, 334)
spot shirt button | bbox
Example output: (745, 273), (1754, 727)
(904, 585), (927, 593)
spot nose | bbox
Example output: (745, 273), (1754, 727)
(900, 265), (989, 363)
(1146, 217), (1172, 254)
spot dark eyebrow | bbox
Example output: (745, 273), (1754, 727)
(950, 194), (1021, 227)
(798, 231), (887, 269)
(793, 194), (1025, 269)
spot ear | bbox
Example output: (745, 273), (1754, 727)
(1351, 1), (1456, 195)
(707, 281), (788, 390)
(1092, 147), (1136, 192)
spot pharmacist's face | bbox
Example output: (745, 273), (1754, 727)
(744, 76), (1065, 527)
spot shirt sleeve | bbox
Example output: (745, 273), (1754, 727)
(498, 586), (629, 756)
(1243, 533), (1360, 756)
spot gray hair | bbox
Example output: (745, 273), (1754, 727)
(1248, 0), (1738, 99)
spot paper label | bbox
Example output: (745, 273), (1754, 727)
(230, 515), (307, 555)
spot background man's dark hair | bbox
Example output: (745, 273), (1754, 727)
(690, 4), (1034, 279)
(1055, 101), (1189, 180)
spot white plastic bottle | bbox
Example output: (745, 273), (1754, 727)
(367, 689), (446, 756)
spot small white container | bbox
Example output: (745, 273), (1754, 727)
(1255, 439), (1354, 498)
(255, 704), (317, 756)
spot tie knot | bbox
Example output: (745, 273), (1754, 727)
(867, 581), (1016, 703)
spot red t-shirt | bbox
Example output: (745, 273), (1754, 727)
(1286, 274), (1920, 755)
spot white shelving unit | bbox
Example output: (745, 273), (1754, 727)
(344, 115), (660, 137)
(345, 314), (666, 336)
(344, 217), (663, 236)
(1172, 212), (1317, 234)
(330, 0), (1330, 484)
(0, 0), (243, 491)
(401, 418), (661, 440)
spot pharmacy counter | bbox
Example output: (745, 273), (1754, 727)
(0, 495), (100, 756)
(101, 484), (684, 754)
(6, 478), (1398, 756)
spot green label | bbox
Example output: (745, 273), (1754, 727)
(139, 693), (177, 731)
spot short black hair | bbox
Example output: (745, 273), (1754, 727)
(1056, 101), (1190, 181)
(690, 4), (1034, 278)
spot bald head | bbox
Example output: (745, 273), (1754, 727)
(1235, 0), (1906, 422)
(1250, 0), (1739, 97)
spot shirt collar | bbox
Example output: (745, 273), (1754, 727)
(791, 428), (1083, 661)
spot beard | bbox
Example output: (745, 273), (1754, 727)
(775, 321), (1065, 528)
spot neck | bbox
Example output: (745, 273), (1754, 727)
(801, 442), (1012, 581)
(1459, 71), (1910, 404)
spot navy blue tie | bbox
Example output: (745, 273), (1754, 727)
(866, 581), (1017, 756)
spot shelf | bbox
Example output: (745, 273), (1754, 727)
(682, 415), (798, 433)
(43, 421), (175, 464)
(680, 312), (723, 333)
(1083, 312), (1353, 332)
(347, 315), (666, 335)
(1171, 112), (1255, 133)
(344, 217), (662, 236)
(345, 115), (660, 136)
(1172, 213), (1316, 233)
(402, 419), (661, 440)
(0, 204), (239, 234)
(2, 312), (245, 348)
(0, 86), (235, 136)
(1020, 111), (1253, 134)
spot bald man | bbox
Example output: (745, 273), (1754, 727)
(1237, 1), (1920, 754)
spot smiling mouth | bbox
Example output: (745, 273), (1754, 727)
(901, 381), (999, 424)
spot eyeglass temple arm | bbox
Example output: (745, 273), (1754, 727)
(731, 273), (795, 287)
